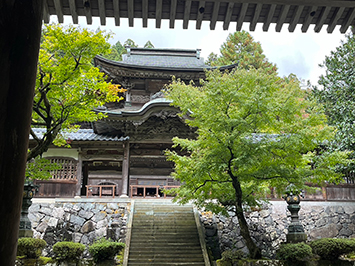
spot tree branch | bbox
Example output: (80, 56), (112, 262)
(193, 178), (232, 194)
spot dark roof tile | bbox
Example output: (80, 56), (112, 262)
(30, 128), (128, 142)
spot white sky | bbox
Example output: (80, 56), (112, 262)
(53, 15), (348, 85)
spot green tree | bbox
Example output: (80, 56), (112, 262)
(313, 32), (355, 150)
(144, 40), (155, 48)
(106, 39), (155, 61)
(312, 32), (355, 178)
(165, 69), (346, 259)
(209, 30), (277, 74)
(124, 38), (138, 48)
(29, 24), (122, 161)
(106, 40), (125, 61)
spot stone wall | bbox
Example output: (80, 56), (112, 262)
(28, 199), (355, 260)
(28, 199), (130, 256)
(200, 201), (355, 259)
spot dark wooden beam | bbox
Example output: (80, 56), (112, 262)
(196, 1), (206, 30)
(183, 0), (192, 29)
(301, 6), (318, 32)
(0, 0), (43, 264)
(142, 0), (148, 27)
(113, 0), (120, 26)
(170, 0), (177, 28)
(69, 0), (78, 24)
(276, 4), (290, 32)
(263, 4), (276, 31)
(98, 0), (106, 25)
(156, 0), (162, 28)
(237, 3), (248, 31)
(223, 2), (235, 30)
(250, 3), (262, 31)
(128, 0), (134, 27)
(211, 0), (355, 8)
(340, 8), (355, 33)
(43, 0), (50, 23)
(83, 0), (93, 25)
(53, 0), (64, 23)
(315, 6), (331, 32)
(288, 5), (304, 32)
(327, 7), (345, 33)
(210, 1), (220, 30)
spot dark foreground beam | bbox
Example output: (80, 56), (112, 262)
(0, 1), (43, 264)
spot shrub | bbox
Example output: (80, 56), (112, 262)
(310, 238), (355, 260)
(89, 238), (125, 262)
(52, 241), (85, 262)
(276, 242), (313, 262)
(17, 238), (47, 259)
(221, 249), (245, 262)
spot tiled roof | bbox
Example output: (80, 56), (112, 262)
(120, 48), (207, 69)
(30, 128), (129, 142)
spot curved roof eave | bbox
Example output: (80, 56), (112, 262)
(94, 55), (238, 73)
(95, 98), (175, 118)
(30, 128), (129, 142)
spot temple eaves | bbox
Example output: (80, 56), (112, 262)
(43, 0), (355, 33)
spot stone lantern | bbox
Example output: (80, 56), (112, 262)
(283, 184), (307, 243)
(19, 181), (39, 237)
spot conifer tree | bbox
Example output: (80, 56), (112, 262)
(208, 30), (277, 74)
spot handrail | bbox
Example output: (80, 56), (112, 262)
(86, 185), (116, 198)
(122, 200), (134, 266)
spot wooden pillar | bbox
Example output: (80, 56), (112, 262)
(0, 1), (43, 264)
(121, 140), (130, 197)
(76, 148), (83, 196)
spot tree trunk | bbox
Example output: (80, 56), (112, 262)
(0, 1), (43, 265)
(232, 177), (262, 259)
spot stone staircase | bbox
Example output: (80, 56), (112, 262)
(125, 200), (209, 266)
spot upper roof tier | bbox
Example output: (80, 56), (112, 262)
(94, 47), (237, 113)
(94, 48), (237, 79)
(121, 48), (207, 70)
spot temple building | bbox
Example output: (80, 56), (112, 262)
(30, 48), (236, 198)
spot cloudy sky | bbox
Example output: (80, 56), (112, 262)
(54, 15), (348, 85)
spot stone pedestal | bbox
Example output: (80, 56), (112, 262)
(284, 194), (307, 243)
(19, 182), (38, 237)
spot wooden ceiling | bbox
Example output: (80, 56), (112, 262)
(43, 0), (355, 33)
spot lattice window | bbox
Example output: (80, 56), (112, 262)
(48, 157), (78, 180)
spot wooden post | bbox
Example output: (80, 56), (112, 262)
(76, 148), (83, 196)
(0, 1), (43, 264)
(121, 140), (130, 197)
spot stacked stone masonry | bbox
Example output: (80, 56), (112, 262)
(28, 200), (129, 256)
(200, 201), (355, 259)
(28, 200), (355, 259)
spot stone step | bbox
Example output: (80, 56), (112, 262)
(128, 263), (205, 266)
(134, 213), (194, 216)
(134, 212), (194, 216)
(130, 231), (198, 236)
(129, 246), (203, 252)
(134, 208), (193, 211)
(127, 202), (206, 266)
(130, 249), (202, 258)
(128, 256), (204, 262)
(129, 239), (201, 245)
(128, 252), (204, 258)
(132, 218), (195, 223)
(132, 218), (195, 222)
(130, 231), (199, 236)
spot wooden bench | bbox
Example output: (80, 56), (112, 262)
(86, 185), (116, 198)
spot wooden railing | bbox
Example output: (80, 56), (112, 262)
(130, 185), (180, 198)
(86, 185), (116, 198)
